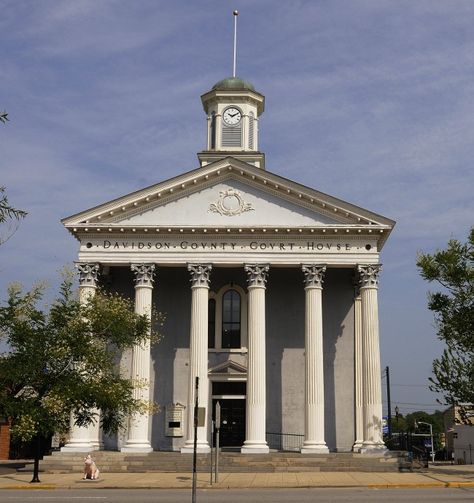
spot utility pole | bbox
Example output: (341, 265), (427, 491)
(386, 366), (392, 439)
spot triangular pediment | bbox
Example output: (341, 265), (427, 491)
(208, 360), (247, 375)
(63, 158), (392, 226)
(62, 157), (395, 247)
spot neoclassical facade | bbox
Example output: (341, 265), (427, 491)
(61, 77), (395, 455)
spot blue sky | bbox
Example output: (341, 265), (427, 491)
(1, 0), (473, 418)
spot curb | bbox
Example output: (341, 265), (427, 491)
(4, 485), (57, 490)
(3, 482), (474, 490)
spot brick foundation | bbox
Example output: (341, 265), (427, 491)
(0, 420), (11, 460)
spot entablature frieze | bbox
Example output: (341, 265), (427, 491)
(76, 234), (381, 267)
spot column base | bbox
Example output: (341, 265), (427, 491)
(121, 442), (153, 453)
(241, 441), (269, 454)
(301, 442), (329, 454)
(181, 443), (210, 454)
(61, 442), (97, 453)
(352, 441), (364, 452)
(359, 442), (387, 454)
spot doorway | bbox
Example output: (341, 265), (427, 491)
(211, 381), (246, 448)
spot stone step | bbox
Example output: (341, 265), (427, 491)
(38, 450), (411, 473)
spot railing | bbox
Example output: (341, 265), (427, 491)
(266, 432), (304, 452)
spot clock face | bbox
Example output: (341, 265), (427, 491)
(223, 107), (242, 126)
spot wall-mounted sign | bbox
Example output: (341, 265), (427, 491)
(83, 238), (376, 254)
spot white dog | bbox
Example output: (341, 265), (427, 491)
(83, 454), (100, 480)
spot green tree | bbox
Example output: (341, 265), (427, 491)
(417, 228), (474, 420)
(0, 273), (163, 481)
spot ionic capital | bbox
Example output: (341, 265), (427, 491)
(188, 263), (212, 288)
(131, 263), (156, 287)
(302, 264), (326, 289)
(75, 262), (100, 288)
(357, 264), (382, 289)
(245, 264), (270, 288)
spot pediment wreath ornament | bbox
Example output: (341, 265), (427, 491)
(209, 188), (254, 217)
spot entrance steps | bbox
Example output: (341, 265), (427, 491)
(39, 450), (411, 473)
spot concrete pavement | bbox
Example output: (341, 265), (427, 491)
(0, 464), (473, 490)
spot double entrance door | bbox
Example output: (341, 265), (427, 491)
(211, 381), (246, 448)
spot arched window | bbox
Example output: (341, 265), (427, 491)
(221, 289), (241, 348)
(208, 285), (247, 351)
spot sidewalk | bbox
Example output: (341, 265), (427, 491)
(0, 466), (474, 490)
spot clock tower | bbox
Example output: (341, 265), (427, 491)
(198, 76), (266, 169)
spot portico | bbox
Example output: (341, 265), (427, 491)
(61, 76), (394, 455)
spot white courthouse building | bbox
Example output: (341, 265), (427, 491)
(62, 76), (395, 455)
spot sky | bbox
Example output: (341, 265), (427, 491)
(1, 0), (473, 419)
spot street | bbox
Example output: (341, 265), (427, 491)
(1, 488), (474, 502)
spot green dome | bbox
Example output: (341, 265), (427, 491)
(212, 77), (255, 92)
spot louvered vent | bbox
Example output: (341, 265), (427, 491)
(222, 124), (242, 147)
(248, 112), (255, 149)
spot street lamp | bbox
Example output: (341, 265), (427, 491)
(416, 420), (435, 464)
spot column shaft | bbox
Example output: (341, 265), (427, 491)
(359, 265), (386, 453)
(62, 263), (100, 452)
(122, 264), (155, 453)
(182, 264), (211, 454)
(353, 293), (364, 451)
(242, 264), (269, 454)
(302, 282), (328, 453)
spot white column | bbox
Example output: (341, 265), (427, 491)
(62, 263), (100, 452)
(181, 264), (212, 453)
(242, 264), (269, 454)
(121, 263), (155, 453)
(301, 265), (329, 453)
(358, 264), (387, 453)
(353, 284), (364, 451)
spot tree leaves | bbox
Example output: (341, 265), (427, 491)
(417, 227), (474, 421)
(0, 275), (164, 442)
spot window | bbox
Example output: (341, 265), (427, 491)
(208, 298), (216, 348)
(208, 284), (247, 351)
(222, 289), (241, 348)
